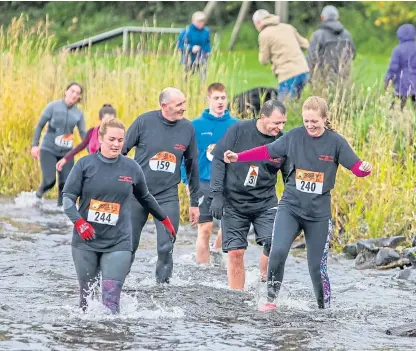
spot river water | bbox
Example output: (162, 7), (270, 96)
(0, 192), (415, 351)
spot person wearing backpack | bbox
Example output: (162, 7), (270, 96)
(385, 24), (416, 111)
(177, 11), (211, 81)
(306, 5), (356, 87)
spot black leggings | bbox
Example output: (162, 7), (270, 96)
(267, 207), (333, 308)
(130, 199), (180, 284)
(37, 149), (74, 205)
(72, 247), (131, 313)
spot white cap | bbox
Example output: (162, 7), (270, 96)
(192, 11), (207, 22)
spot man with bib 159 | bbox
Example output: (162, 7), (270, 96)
(31, 82), (86, 207)
(209, 100), (288, 290)
(181, 83), (238, 265)
(123, 87), (200, 284)
(223, 96), (372, 312)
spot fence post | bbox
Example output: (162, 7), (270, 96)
(122, 28), (128, 54)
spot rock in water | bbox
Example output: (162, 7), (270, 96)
(356, 236), (406, 254)
(291, 239), (306, 250)
(376, 258), (410, 270)
(402, 247), (416, 266)
(356, 239), (379, 254)
(342, 243), (358, 259)
(386, 322), (416, 337)
(355, 250), (377, 270)
(377, 236), (406, 249)
(375, 248), (400, 267)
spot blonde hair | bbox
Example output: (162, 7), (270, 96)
(302, 96), (335, 131)
(99, 118), (125, 138)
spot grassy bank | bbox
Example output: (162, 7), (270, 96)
(1, 17), (415, 250)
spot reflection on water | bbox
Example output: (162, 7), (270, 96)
(0, 192), (415, 350)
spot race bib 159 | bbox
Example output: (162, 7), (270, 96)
(87, 199), (120, 226)
(295, 169), (324, 194)
(149, 151), (177, 173)
(55, 134), (74, 148)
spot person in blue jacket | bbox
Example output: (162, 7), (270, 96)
(177, 11), (211, 80)
(181, 83), (238, 264)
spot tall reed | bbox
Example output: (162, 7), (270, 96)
(1, 17), (415, 249)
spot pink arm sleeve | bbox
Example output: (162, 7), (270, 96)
(237, 145), (271, 162)
(350, 161), (371, 177)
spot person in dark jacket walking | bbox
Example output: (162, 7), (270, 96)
(385, 24), (416, 111)
(306, 5), (356, 87)
(177, 11), (211, 80)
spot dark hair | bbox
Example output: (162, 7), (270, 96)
(208, 82), (226, 95)
(260, 99), (286, 117)
(64, 82), (83, 104)
(65, 82), (83, 94)
(99, 104), (117, 120)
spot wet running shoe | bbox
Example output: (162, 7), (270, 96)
(258, 302), (277, 312)
(32, 196), (43, 208)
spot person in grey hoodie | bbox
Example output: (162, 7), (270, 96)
(306, 5), (356, 86)
(31, 82), (86, 207)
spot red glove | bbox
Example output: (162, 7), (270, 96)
(75, 219), (95, 241)
(161, 216), (176, 242)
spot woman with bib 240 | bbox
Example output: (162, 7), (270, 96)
(31, 82), (86, 207)
(224, 96), (372, 312)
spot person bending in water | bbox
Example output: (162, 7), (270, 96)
(224, 96), (372, 311)
(56, 104), (116, 171)
(62, 118), (176, 314)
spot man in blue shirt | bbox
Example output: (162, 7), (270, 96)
(182, 83), (238, 264)
(177, 11), (211, 80)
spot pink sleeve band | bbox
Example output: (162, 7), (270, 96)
(350, 161), (371, 177)
(237, 145), (271, 163)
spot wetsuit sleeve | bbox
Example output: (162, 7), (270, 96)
(62, 160), (84, 223)
(132, 164), (166, 221)
(63, 194), (82, 223)
(32, 103), (54, 146)
(63, 128), (93, 161)
(77, 113), (87, 139)
(123, 117), (141, 155)
(336, 135), (360, 170)
(210, 157), (225, 194)
(266, 134), (288, 159)
(183, 128), (200, 207)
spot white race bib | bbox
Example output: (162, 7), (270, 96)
(206, 144), (216, 161)
(87, 199), (120, 226)
(149, 152), (177, 173)
(244, 165), (259, 187)
(295, 169), (324, 194)
(55, 134), (74, 148)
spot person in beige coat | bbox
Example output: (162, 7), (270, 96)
(253, 9), (310, 102)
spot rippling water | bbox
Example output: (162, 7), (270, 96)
(0, 192), (415, 350)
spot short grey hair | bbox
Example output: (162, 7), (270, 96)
(159, 87), (184, 105)
(260, 100), (286, 117)
(252, 9), (270, 24)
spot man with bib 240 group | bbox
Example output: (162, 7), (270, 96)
(123, 87), (200, 283)
(209, 100), (288, 290)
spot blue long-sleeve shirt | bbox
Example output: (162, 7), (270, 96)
(177, 24), (211, 65)
(181, 109), (238, 184)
